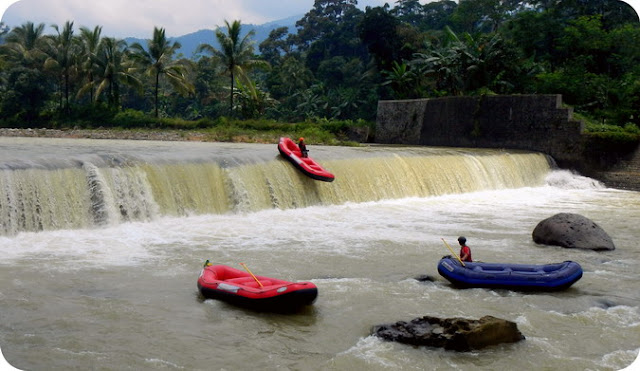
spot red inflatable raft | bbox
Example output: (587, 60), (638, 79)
(197, 263), (318, 311)
(277, 137), (335, 182)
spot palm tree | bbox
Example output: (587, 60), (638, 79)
(0, 22), (51, 121)
(129, 27), (193, 117)
(77, 26), (102, 103)
(197, 20), (269, 116)
(43, 21), (77, 114)
(93, 37), (142, 109)
(2, 21), (47, 68)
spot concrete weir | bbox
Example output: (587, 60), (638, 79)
(0, 137), (552, 235)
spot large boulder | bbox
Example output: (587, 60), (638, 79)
(532, 213), (615, 251)
(371, 315), (524, 351)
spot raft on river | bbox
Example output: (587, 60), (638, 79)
(197, 263), (318, 311)
(437, 256), (583, 291)
(277, 137), (335, 182)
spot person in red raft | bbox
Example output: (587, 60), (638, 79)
(458, 236), (473, 262)
(298, 137), (309, 158)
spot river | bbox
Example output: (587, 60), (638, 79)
(0, 137), (638, 370)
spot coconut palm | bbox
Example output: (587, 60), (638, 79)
(92, 37), (142, 109)
(43, 21), (78, 114)
(197, 20), (269, 116)
(1, 21), (47, 68)
(129, 27), (193, 117)
(0, 22), (50, 120)
(77, 25), (102, 103)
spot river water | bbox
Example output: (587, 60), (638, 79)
(0, 138), (638, 370)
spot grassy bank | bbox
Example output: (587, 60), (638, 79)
(0, 114), (374, 146)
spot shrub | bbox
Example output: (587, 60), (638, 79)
(583, 131), (639, 154)
(112, 109), (157, 128)
(623, 123), (640, 134)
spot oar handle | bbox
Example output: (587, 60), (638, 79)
(442, 238), (466, 267)
(239, 262), (264, 288)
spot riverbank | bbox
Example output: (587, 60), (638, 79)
(0, 128), (211, 142)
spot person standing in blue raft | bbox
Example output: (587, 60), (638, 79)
(458, 236), (473, 262)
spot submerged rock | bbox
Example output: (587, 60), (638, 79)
(415, 274), (436, 282)
(532, 213), (615, 251)
(371, 315), (524, 351)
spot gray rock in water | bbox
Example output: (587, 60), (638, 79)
(371, 315), (524, 351)
(415, 274), (436, 282)
(532, 213), (615, 251)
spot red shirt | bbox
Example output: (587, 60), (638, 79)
(460, 245), (472, 262)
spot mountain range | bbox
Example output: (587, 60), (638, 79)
(124, 15), (301, 59)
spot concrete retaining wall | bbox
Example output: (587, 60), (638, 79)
(593, 145), (640, 190)
(376, 95), (640, 190)
(376, 95), (585, 166)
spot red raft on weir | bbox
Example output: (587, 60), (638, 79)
(277, 137), (335, 182)
(197, 262), (318, 312)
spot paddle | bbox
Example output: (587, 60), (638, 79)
(239, 262), (264, 288)
(441, 238), (466, 267)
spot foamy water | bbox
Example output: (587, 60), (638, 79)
(1, 169), (639, 370)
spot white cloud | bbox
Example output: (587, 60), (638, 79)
(1, 0), (315, 37)
(4, 0), (637, 39)
(1, 0), (396, 38)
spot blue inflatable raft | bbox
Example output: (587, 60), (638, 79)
(437, 256), (583, 291)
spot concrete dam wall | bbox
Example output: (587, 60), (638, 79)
(376, 94), (640, 190)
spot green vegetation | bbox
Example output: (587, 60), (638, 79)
(35, 111), (370, 145)
(0, 0), (639, 145)
(185, 117), (370, 146)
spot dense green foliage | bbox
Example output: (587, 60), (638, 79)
(0, 0), (639, 137)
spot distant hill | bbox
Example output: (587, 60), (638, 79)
(125, 15), (300, 59)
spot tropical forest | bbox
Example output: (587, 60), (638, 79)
(0, 0), (639, 141)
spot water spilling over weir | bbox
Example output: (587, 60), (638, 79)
(0, 137), (552, 235)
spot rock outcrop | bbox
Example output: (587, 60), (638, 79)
(371, 315), (524, 351)
(532, 213), (615, 251)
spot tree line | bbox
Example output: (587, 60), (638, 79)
(0, 0), (638, 130)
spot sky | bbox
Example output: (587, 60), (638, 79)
(0, 0), (638, 36)
(1, 0), (639, 38)
(0, 0), (406, 38)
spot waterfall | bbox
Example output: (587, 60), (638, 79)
(0, 149), (552, 235)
